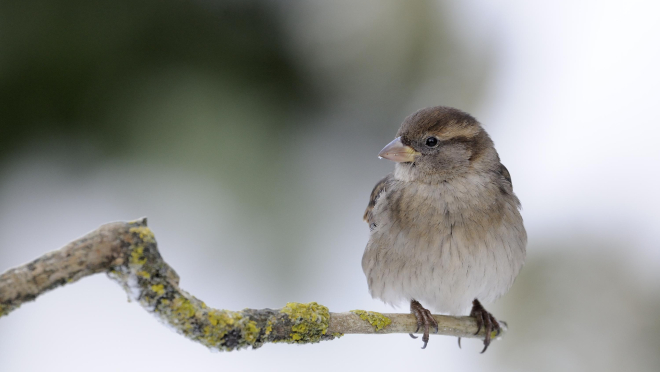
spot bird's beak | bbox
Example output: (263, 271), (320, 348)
(378, 137), (420, 162)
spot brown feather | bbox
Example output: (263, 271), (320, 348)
(363, 174), (393, 225)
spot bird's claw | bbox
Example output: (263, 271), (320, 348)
(469, 299), (501, 353)
(410, 300), (438, 349)
(409, 325), (420, 339)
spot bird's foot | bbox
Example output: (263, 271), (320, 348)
(463, 299), (501, 353)
(409, 300), (438, 349)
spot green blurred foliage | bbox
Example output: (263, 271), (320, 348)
(0, 0), (309, 160)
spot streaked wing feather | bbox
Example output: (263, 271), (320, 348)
(364, 174), (393, 225)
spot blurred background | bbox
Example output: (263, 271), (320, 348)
(1, 0), (659, 371)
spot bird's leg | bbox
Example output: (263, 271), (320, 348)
(409, 299), (439, 349)
(468, 299), (501, 353)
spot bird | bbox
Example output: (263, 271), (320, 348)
(362, 106), (526, 352)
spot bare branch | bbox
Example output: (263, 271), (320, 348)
(0, 218), (505, 350)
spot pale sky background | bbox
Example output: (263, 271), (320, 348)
(1, 1), (659, 371)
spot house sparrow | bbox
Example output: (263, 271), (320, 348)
(362, 106), (526, 351)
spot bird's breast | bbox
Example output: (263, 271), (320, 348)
(375, 174), (507, 243)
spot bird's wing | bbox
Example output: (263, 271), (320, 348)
(499, 164), (512, 186)
(496, 163), (518, 199)
(498, 163), (522, 209)
(363, 173), (393, 226)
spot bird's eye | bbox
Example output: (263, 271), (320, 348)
(425, 137), (438, 147)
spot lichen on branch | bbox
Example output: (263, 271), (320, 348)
(350, 310), (392, 331)
(107, 222), (338, 350)
(0, 218), (505, 351)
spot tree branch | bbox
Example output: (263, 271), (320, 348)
(0, 218), (505, 350)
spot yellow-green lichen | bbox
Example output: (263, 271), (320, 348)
(129, 226), (155, 243)
(151, 284), (165, 295)
(137, 271), (151, 279)
(350, 310), (392, 331)
(264, 320), (273, 336)
(200, 309), (260, 349)
(0, 304), (6, 317)
(242, 320), (260, 344)
(130, 246), (147, 266)
(207, 309), (241, 327)
(170, 296), (197, 320)
(155, 295), (260, 351)
(280, 302), (329, 343)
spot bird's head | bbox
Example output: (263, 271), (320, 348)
(378, 106), (497, 183)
